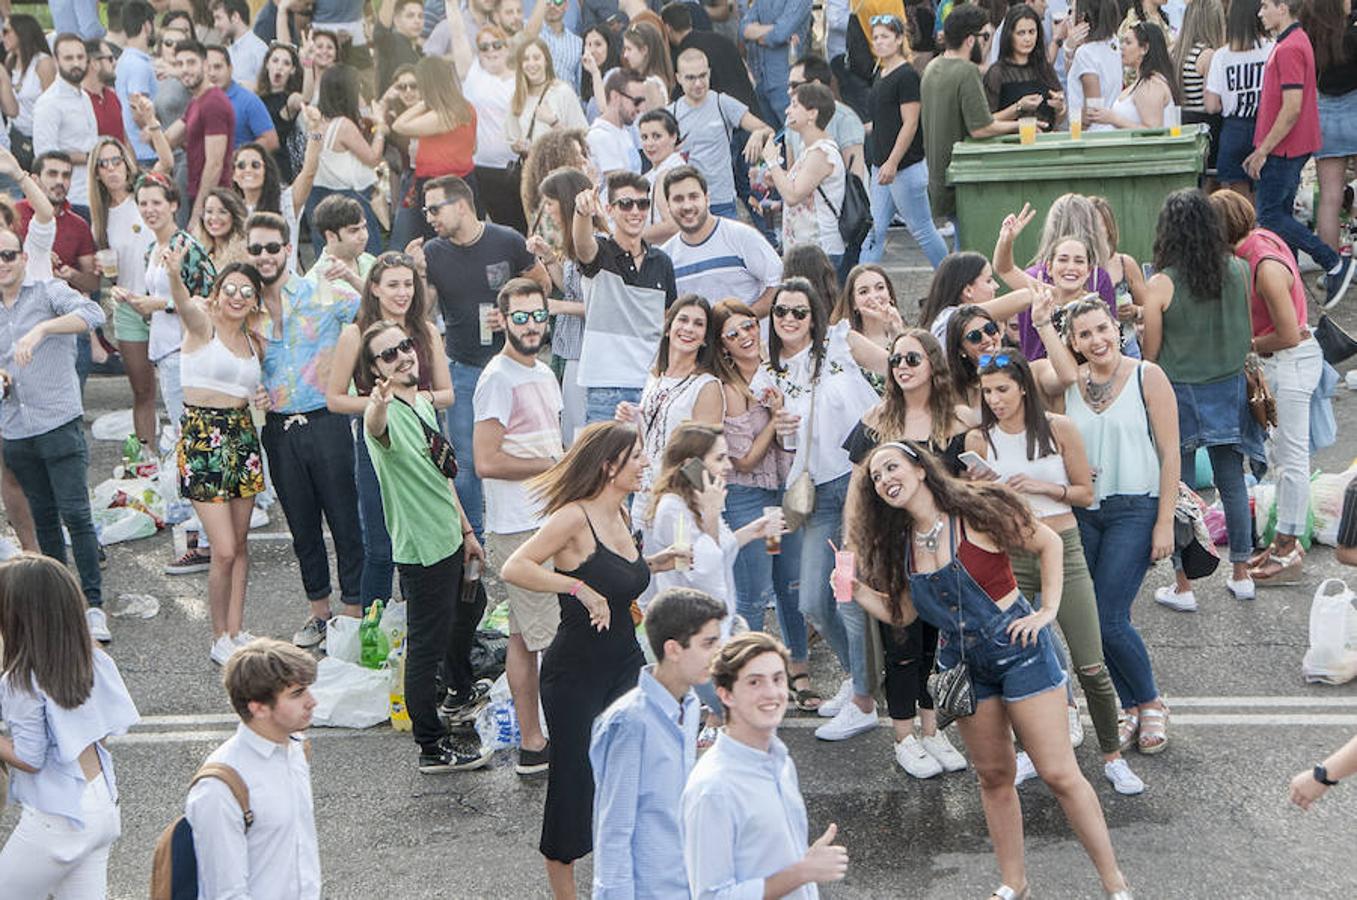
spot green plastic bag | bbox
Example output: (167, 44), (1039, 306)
(1261, 472), (1317, 550)
(359, 600), (390, 670)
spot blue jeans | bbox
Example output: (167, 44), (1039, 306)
(1181, 444), (1252, 564)
(1255, 153), (1340, 273)
(354, 427), (394, 609)
(3, 418), (101, 606)
(1075, 494), (1161, 708)
(449, 361), (486, 541)
(799, 472), (870, 696)
(859, 160), (949, 267)
(50, 0), (105, 37)
(726, 483), (808, 662)
(585, 386), (641, 425)
(710, 201), (740, 220)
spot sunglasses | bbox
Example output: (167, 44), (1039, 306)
(423, 199), (453, 216)
(377, 251), (416, 267)
(964, 321), (1001, 344)
(96, 156), (125, 169)
(234, 158), (264, 171)
(611, 196), (651, 212)
(508, 308), (550, 325)
(722, 319), (758, 340)
(772, 304), (811, 321)
(395, 81), (417, 91)
(889, 350), (925, 369)
(978, 352), (1013, 369)
(247, 241), (285, 256)
(477, 40), (507, 51)
(623, 93), (647, 105)
(377, 336), (416, 363)
(220, 282), (257, 300)
(548, 0), (565, 6)
(0, 249), (20, 262)
(870, 13), (902, 26)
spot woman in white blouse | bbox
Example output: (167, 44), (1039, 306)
(763, 83), (846, 265)
(506, 38), (588, 158)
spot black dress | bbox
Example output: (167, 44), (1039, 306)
(538, 511), (649, 863)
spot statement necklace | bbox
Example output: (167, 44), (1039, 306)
(1085, 358), (1124, 412)
(914, 517), (944, 551)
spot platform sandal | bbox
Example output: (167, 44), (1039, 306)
(990, 885), (1030, 900)
(1137, 705), (1168, 755)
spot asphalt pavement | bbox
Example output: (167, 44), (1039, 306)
(6, 235), (1357, 899)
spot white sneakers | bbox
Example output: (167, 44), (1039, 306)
(919, 733), (968, 772)
(815, 699), (878, 741)
(1227, 577), (1256, 601)
(1014, 750), (1038, 786)
(210, 634), (238, 666)
(233, 631), (257, 647)
(86, 607), (112, 644)
(1104, 758), (1146, 795)
(1068, 706), (1085, 748)
(895, 735), (943, 778)
(1154, 585), (1198, 612)
(817, 678), (854, 718)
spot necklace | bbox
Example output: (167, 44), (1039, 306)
(914, 517), (944, 551)
(1085, 359), (1123, 411)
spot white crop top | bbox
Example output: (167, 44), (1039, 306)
(180, 334), (261, 400)
(985, 424), (1072, 518)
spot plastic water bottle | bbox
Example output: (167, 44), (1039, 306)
(360, 600), (390, 669)
(387, 643), (411, 732)
(121, 433), (141, 466)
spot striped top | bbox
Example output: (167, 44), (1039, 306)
(1181, 42), (1209, 112)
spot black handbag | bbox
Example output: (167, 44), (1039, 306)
(394, 397), (458, 480)
(1315, 314), (1357, 366)
(925, 522), (976, 730)
(817, 171), (872, 249)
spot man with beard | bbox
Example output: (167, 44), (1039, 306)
(472, 277), (563, 778)
(659, 165), (781, 317)
(156, 40), (235, 227)
(588, 69), (647, 180)
(16, 154), (99, 296)
(920, 4), (1018, 231)
(32, 34), (99, 209)
(82, 39), (127, 143)
(362, 320), (494, 773)
(248, 212), (366, 649)
(204, 45), (280, 152)
(211, 0), (270, 87)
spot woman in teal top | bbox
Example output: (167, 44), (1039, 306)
(1142, 189), (1262, 609)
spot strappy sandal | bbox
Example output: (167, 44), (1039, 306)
(1137, 705), (1168, 755)
(990, 885), (1030, 900)
(789, 673), (823, 712)
(1117, 712), (1139, 752)
(1250, 546), (1305, 586)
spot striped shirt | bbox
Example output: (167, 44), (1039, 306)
(0, 279), (106, 440)
(577, 235), (676, 390)
(661, 217), (782, 309)
(540, 23), (584, 94)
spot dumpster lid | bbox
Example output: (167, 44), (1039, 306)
(946, 125), (1208, 184)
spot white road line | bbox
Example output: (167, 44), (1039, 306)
(134, 714), (238, 727)
(111, 727), (377, 745)
(781, 712), (1357, 729)
(1162, 696), (1357, 708)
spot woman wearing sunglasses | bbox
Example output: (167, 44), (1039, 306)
(328, 253), (453, 610)
(455, 25), (528, 233)
(946, 289), (1077, 410)
(169, 256), (267, 664)
(918, 250), (1034, 345)
(964, 351), (1146, 796)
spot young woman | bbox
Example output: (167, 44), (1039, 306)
(764, 82), (847, 266)
(299, 29), (342, 104)
(501, 421), (688, 899)
(232, 131), (320, 276)
(842, 327), (972, 777)
(833, 264), (907, 395)
(1066, 0), (1124, 133)
(193, 187), (248, 272)
(0, 555), (139, 897)
(1204, 0), (1272, 200)
(858, 14), (948, 268)
(639, 109), (685, 243)
(579, 25), (621, 120)
(984, 4), (1066, 130)
(918, 251), (1033, 344)
(521, 128), (594, 226)
(256, 41), (306, 181)
(328, 253), (454, 609)
(1141, 189), (1258, 606)
(965, 352), (1145, 795)
(462, 26), (527, 233)
(506, 38), (588, 158)
(945, 288), (1076, 409)
(709, 299), (816, 709)
(781, 244), (842, 320)
(848, 442), (1133, 899)
(392, 56), (478, 245)
(1089, 195), (1150, 354)
(621, 23), (673, 110)
(1062, 297), (1177, 756)
(170, 258), (267, 662)
(1118, 0), (1171, 44)
(1089, 22), (1177, 129)
(1303, 0), (1357, 256)
(3, 15), (55, 168)
(1174, 0), (1224, 174)
(309, 65), (386, 256)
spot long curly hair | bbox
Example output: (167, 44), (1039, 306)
(846, 441), (1036, 623)
(522, 129), (590, 222)
(1152, 188), (1229, 300)
(872, 329), (963, 450)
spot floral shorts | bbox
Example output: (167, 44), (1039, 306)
(177, 406), (264, 502)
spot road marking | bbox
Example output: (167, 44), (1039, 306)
(111, 727), (378, 745)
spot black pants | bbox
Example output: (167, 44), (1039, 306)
(399, 551), (485, 750)
(473, 165), (528, 235)
(260, 408), (364, 606)
(882, 618), (938, 721)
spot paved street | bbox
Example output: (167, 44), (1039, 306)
(7, 235), (1357, 899)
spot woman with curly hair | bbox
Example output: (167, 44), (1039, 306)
(520, 128), (592, 225)
(846, 440), (1132, 899)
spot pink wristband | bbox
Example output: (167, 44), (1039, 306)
(569, 580), (584, 597)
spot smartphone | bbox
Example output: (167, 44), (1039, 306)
(679, 457), (708, 490)
(958, 451), (998, 479)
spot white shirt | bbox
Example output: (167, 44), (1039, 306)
(661, 217), (781, 308)
(185, 722), (321, 900)
(146, 252), (182, 363)
(587, 116), (642, 176)
(647, 492), (739, 632)
(463, 63), (519, 168)
(31, 78), (98, 205)
(1204, 41), (1274, 118)
(473, 353), (564, 535)
(228, 30), (270, 86)
(24, 217), (56, 282)
(1066, 38), (1123, 133)
(106, 197), (156, 294)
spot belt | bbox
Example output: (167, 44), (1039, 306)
(266, 407), (332, 430)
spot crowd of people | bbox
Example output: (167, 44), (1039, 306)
(0, 0), (1354, 896)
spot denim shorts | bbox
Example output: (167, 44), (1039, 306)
(1217, 116), (1257, 183)
(935, 595), (1068, 704)
(1318, 89), (1357, 160)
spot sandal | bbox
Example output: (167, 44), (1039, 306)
(789, 673), (823, 712)
(1248, 539), (1305, 570)
(1250, 547), (1304, 586)
(1137, 705), (1169, 755)
(991, 885), (1030, 900)
(1117, 712), (1139, 752)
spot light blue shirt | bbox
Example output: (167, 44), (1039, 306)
(590, 665), (700, 899)
(114, 45), (158, 160)
(682, 731), (815, 900)
(1, 648), (139, 827)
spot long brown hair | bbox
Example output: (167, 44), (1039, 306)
(846, 442), (1036, 622)
(1301, 0), (1347, 77)
(538, 166), (602, 262)
(624, 22), (674, 89)
(416, 55), (473, 129)
(356, 253), (431, 392)
(193, 186), (249, 262)
(511, 37), (559, 115)
(88, 136), (140, 249)
(709, 298), (761, 402)
(647, 422), (723, 522)
(652, 293), (715, 376)
(872, 329), (963, 449)
(833, 263), (898, 331)
(530, 420), (640, 515)
(0, 554), (95, 709)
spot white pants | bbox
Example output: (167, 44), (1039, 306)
(561, 357), (587, 448)
(156, 349), (184, 444)
(0, 776), (121, 899)
(1263, 337), (1324, 536)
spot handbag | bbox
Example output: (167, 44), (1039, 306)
(1315, 314), (1357, 366)
(1173, 483), (1221, 580)
(926, 525), (976, 730)
(394, 397), (458, 480)
(1244, 355), (1277, 429)
(816, 170), (872, 249)
(781, 379), (817, 532)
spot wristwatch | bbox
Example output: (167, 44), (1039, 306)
(1314, 764), (1339, 786)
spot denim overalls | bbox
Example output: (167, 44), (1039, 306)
(907, 521), (1067, 704)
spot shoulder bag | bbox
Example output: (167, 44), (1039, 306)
(1244, 354), (1277, 429)
(816, 169), (872, 249)
(781, 378), (817, 532)
(394, 396), (458, 480)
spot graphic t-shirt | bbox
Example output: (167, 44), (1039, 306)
(474, 354), (563, 534)
(424, 224), (537, 368)
(1205, 41), (1273, 118)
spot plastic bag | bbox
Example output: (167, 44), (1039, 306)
(327, 614), (362, 664)
(470, 629), (508, 680)
(92, 507), (157, 545)
(1311, 468), (1357, 546)
(310, 657), (391, 728)
(91, 409), (136, 441)
(474, 673), (520, 750)
(379, 599), (408, 648)
(1303, 579), (1357, 685)
(108, 593), (159, 619)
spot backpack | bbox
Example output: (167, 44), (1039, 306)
(817, 172), (873, 251)
(150, 763), (253, 900)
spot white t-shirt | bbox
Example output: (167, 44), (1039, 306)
(646, 492), (739, 631)
(473, 354), (564, 535)
(586, 116), (642, 176)
(145, 255), (182, 363)
(463, 63), (518, 168)
(661, 218), (782, 308)
(23, 217), (55, 282)
(1066, 38), (1123, 132)
(1204, 41), (1274, 119)
(106, 198), (156, 294)
(646, 152), (685, 228)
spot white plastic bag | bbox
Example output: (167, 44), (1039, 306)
(475, 673), (521, 751)
(92, 507), (157, 545)
(379, 599), (408, 647)
(326, 615), (362, 664)
(310, 657), (390, 728)
(91, 409), (135, 441)
(1303, 579), (1357, 685)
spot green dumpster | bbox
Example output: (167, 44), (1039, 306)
(947, 127), (1209, 268)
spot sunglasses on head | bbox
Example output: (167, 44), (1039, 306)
(978, 352), (1013, 369)
(611, 196), (651, 212)
(870, 13), (902, 26)
(508, 308), (550, 325)
(377, 336), (416, 363)
(772, 304), (810, 321)
(722, 319), (758, 340)
(889, 350), (925, 369)
(478, 40), (506, 51)
(0, 249), (21, 263)
(377, 251), (416, 267)
(964, 321), (1001, 344)
(219, 282), (257, 300)
(247, 241), (285, 256)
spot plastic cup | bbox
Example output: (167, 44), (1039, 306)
(96, 248), (119, 280)
(1164, 104), (1182, 137)
(478, 303), (495, 346)
(1019, 117), (1038, 145)
(1070, 118), (1082, 141)
(763, 506), (783, 555)
(832, 550), (855, 603)
(250, 404), (266, 430)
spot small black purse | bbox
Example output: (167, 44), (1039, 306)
(926, 525), (976, 730)
(395, 397), (458, 480)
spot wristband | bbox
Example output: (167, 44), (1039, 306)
(568, 579), (584, 597)
(1059, 484), (1068, 502)
(1315, 764), (1339, 786)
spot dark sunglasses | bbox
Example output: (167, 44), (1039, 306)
(234, 158), (264, 170)
(377, 251), (416, 267)
(772, 304), (811, 321)
(889, 350), (925, 369)
(978, 352), (1014, 369)
(722, 319), (758, 340)
(247, 241), (285, 256)
(623, 93), (647, 106)
(477, 40), (507, 51)
(0, 249), (20, 262)
(612, 196), (651, 212)
(395, 81), (418, 91)
(423, 199), (453, 216)
(377, 336), (416, 363)
(508, 308), (550, 325)
(964, 321), (1001, 344)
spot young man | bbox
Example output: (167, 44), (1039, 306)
(682, 632), (850, 898)
(419, 174), (549, 541)
(587, 68), (646, 179)
(590, 587), (727, 899)
(16, 153), (100, 296)
(31, 34), (99, 209)
(363, 320), (494, 772)
(537, 0), (583, 87)
(659, 164), (781, 316)
(304, 194), (375, 303)
(374, 0), (425, 94)
(212, 0), (270, 85)
(661, 2), (756, 109)
(82, 39), (126, 143)
(472, 277), (563, 777)
(115, 0), (160, 167)
(920, 4), (1019, 230)
(145, 40), (235, 225)
(185, 639), (321, 899)
(0, 229), (108, 640)
(205, 45), (280, 152)
(740, 0), (811, 129)
(248, 212), (366, 647)
(669, 48), (773, 219)
(1245, 0), (1355, 308)
(573, 172), (678, 424)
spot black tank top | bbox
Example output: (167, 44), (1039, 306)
(554, 510), (651, 658)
